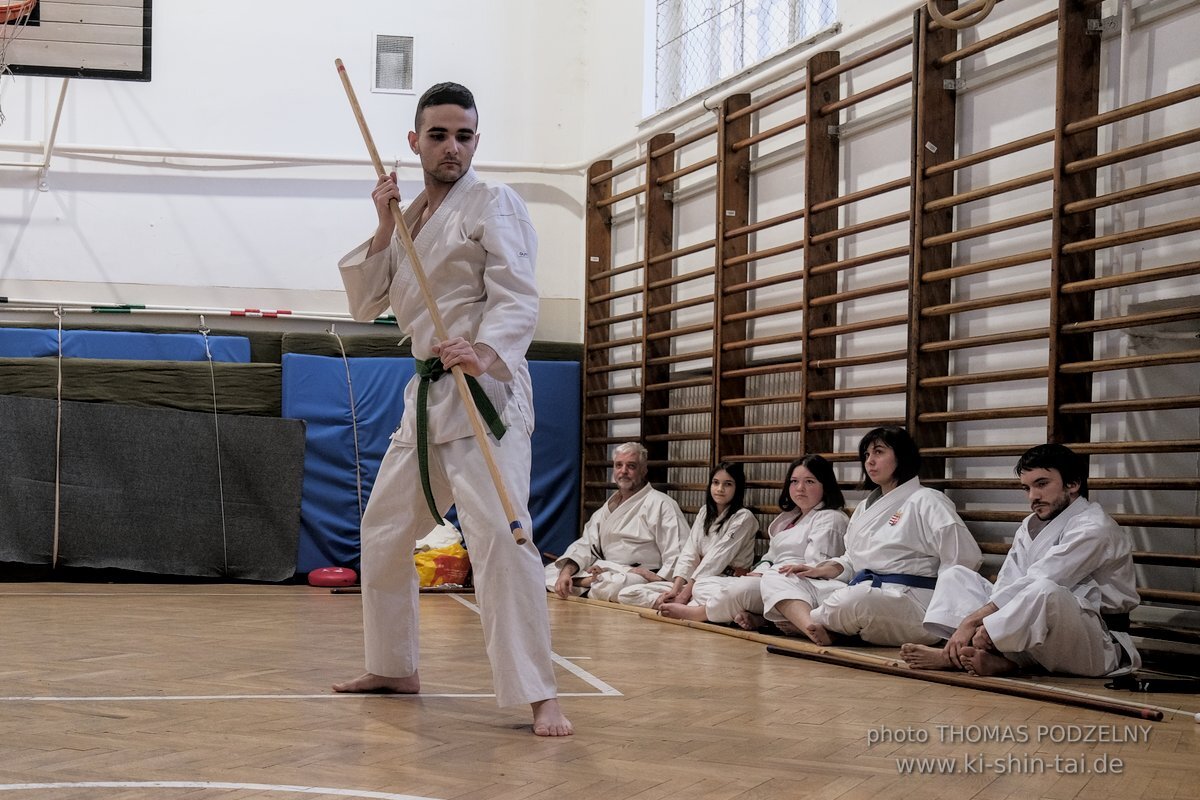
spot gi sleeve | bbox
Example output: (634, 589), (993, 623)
(923, 491), (983, 575)
(671, 512), (708, 580)
(555, 504), (605, 573)
(989, 513), (1118, 609)
(652, 495), (690, 580)
(338, 238), (406, 322)
(802, 509), (849, 565)
(473, 190), (539, 382)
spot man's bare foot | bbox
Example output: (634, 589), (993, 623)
(659, 602), (707, 622)
(531, 698), (573, 736)
(733, 611), (766, 631)
(775, 619), (801, 635)
(900, 643), (954, 671)
(801, 622), (834, 646)
(332, 671), (420, 694)
(960, 646), (1018, 677)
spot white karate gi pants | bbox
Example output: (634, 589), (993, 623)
(760, 571), (939, 646)
(360, 431), (557, 707)
(544, 560), (649, 602)
(691, 575), (764, 623)
(923, 565), (1125, 676)
(616, 580), (672, 608)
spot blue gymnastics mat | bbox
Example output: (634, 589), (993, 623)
(0, 327), (250, 362)
(282, 355), (580, 574)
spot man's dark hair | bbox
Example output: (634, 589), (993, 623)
(779, 454), (845, 513)
(1014, 443), (1088, 497)
(415, 82), (477, 131)
(858, 426), (921, 490)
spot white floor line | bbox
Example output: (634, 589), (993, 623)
(0, 782), (438, 800)
(449, 593), (623, 697)
(0, 690), (615, 703)
(0, 592), (308, 597)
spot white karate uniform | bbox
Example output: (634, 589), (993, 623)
(923, 497), (1140, 676)
(690, 506), (848, 623)
(616, 506), (759, 608)
(338, 168), (557, 708)
(762, 478), (982, 645)
(545, 484), (688, 602)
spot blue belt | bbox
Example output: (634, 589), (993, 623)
(849, 569), (937, 591)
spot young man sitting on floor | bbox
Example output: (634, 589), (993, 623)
(901, 443), (1139, 677)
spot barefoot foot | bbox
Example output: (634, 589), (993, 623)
(733, 611), (766, 631)
(960, 646), (1018, 677)
(332, 671), (420, 694)
(531, 698), (573, 736)
(774, 619), (801, 635)
(801, 622), (834, 646)
(659, 602), (708, 622)
(900, 643), (954, 671)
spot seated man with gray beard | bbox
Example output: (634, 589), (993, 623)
(546, 442), (687, 602)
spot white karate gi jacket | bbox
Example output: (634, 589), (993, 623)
(555, 484), (688, 579)
(756, 506), (848, 571)
(672, 506), (760, 579)
(339, 168), (539, 444)
(831, 477), (982, 581)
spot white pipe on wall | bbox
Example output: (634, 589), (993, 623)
(0, 2), (933, 178)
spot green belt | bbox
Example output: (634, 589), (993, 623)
(414, 356), (507, 525)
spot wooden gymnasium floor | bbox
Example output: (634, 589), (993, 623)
(2, 583), (1198, 800)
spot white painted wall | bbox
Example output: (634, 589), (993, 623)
(0, 0), (645, 342)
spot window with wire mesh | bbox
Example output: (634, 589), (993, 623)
(374, 34), (414, 93)
(655, 0), (837, 111)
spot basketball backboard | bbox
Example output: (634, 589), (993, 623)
(3, 0), (152, 81)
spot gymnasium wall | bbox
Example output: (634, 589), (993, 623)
(0, 0), (646, 343)
(0, 0), (1040, 343)
(584, 0), (1200, 617)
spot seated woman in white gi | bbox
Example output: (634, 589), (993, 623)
(761, 427), (982, 646)
(659, 455), (847, 629)
(616, 462), (759, 609)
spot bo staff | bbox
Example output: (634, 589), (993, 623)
(766, 645), (1164, 721)
(334, 58), (527, 545)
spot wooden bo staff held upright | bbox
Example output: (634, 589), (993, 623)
(335, 58), (527, 545)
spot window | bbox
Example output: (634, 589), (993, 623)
(374, 34), (414, 94)
(654, 0), (837, 111)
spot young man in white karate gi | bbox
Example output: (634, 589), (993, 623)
(332, 82), (571, 736)
(547, 442), (688, 602)
(901, 443), (1140, 677)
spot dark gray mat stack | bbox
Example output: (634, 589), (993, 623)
(0, 395), (305, 580)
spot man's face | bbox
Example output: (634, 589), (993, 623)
(408, 104), (479, 185)
(612, 453), (647, 495)
(1019, 467), (1079, 521)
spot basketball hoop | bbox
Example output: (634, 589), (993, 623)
(1, 0), (39, 125)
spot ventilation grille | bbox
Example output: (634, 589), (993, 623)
(374, 35), (414, 94)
